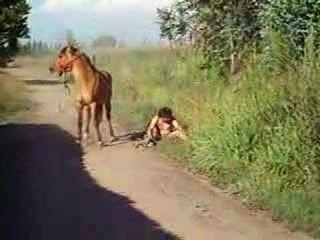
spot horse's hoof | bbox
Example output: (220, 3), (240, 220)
(97, 141), (103, 147)
(83, 133), (89, 140)
(81, 141), (89, 147)
(110, 136), (119, 143)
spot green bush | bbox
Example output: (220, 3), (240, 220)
(97, 40), (320, 236)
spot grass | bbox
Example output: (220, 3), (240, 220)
(94, 42), (320, 236)
(0, 71), (30, 120)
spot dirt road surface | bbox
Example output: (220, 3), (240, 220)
(0, 60), (312, 240)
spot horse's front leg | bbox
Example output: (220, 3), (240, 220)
(76, 103), (84, 143)
(83, 105), (91, 142)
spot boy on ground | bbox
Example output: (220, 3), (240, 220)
(141, 107), (187, 147)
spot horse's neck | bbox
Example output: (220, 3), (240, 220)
(72, 58), (97, 84)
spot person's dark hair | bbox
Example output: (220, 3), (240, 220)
(158, 107), (173, 118)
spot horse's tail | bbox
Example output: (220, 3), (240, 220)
(101, 70), (113, 95)
(102, 70), (112, 82)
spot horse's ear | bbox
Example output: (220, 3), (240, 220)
(66, 46), (77, 56)
(65, 46), (72, 55)
(71, 45), (80, 54)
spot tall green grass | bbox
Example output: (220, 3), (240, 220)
(96, 39), (320, 236)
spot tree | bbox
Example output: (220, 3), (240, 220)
(263, 0), (320, 52)
(158, 0), (264, 70)
(24, 40), (31, 54)
(38, 41), (43, 53)
(43, 42), (49, 52)
(32, 40), (38, 53)
(65, 29), (78, 46)
(158, 0), (320, 70)
(92, 35), (117, 48)
(0, 0), (30, 61)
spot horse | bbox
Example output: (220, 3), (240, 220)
(49, 46), (116, 145)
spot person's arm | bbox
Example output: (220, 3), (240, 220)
(172, 120), (187, 140)
(147, 116), (158, 139)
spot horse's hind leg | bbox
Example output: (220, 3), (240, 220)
(105, 103), (117, 142)
(92, 103), (103, 145)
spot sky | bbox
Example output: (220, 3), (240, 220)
(29, 0), (172, 44)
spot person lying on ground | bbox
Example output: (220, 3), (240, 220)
(138, 107), (187, 147)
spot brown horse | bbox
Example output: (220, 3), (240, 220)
(49, 46), (116, 145)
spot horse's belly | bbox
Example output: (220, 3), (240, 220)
(76, 94), (92, 105)
(95, 85), (111, 103)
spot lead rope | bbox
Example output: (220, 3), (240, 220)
(58, 72), (72, 113)
(63, 72), (71, 96)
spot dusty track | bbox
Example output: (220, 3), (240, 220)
(0, 60), (312, 240)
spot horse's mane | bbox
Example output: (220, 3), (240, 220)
(82, 53), (98, 72)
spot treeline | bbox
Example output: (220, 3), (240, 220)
(157, 0), (320, 72)
(19, 40), (64, 55)
(91, 35), (128, 48)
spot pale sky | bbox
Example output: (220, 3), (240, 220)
(29, 0), (172, 44)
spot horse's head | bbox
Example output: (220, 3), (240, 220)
(49, 46), (81, 76)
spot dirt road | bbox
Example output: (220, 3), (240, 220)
(0, 60), (312, 240)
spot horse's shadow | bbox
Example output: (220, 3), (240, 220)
(0, 124), (180, 240)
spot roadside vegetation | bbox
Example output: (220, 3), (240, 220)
(94, 0), (320, 235)
(97, 35), (320, 238)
